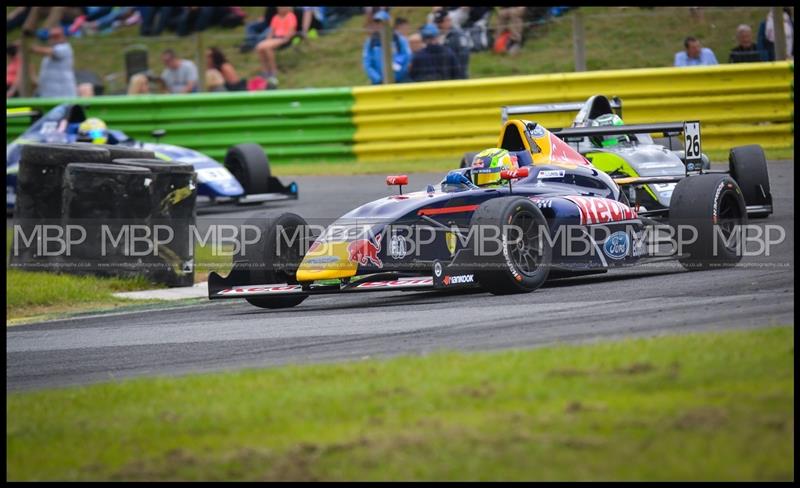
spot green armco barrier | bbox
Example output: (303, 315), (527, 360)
(7, 88), (356, 164)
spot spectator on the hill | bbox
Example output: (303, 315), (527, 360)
(127, 73), (150, 95)
(729, 24), (766, 63)
(496, 7), (527, 55)
(140, 7), (181, 37)
(7, 43), (21, 98)
(159, 48), (198, 93)
(21, 7), (83, 38)
(765, 7), (794, 60)
(364, 7), (390, 27)
(31, 26), (77, 98)
(674, 36), (718, 66)
(362, 10), (411, 84)
(206, 47), (247, 91)
(299, 7), (325, 39)
(255, 7), (298, 87)
(394, 16), (411, 38)
(240, 7), (277, 53)
(409, 23), (461, 82)
(434, 9), (470, 78)
(408, 33), (424, 54)
(7, 7), (31, 32)
(84, 7), (140, 35)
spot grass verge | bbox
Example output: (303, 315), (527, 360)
(6, 326), (794, 481)
(6, 228), (231, 323)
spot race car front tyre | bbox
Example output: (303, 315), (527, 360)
(728, 144), (772, 218)
(224, 143), (271, 195)
(235, 211), (309, 309)
(468, 197), (552, 295)
(669, 174), (747, 270)
(460, 151), (478, 169)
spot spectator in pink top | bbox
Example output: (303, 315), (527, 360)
(256, 7), (298, 87)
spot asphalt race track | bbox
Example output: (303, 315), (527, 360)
(7, 162), (795, 391)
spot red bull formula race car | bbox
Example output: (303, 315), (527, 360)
(208, 117), (765, 309)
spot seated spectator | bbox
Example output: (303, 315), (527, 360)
(31, 26), (77, 98)
(174, 7), (230, 37)
(7, 43), (21, 98)
(78, 82), (94, 97)
(434, 9), (470, 78)
(409, 24), (461, 82)
(127, 73), (151, 95)
(140, 7), (181, 37)
(205, 69), (226, 92)
(299, 7), (325, 39)
(674, 36), (718, 66)
(206, 47), (247, 91)
(84, 7), (140, 35)
(462, 7), (492, 52)
(496, 7), (527, 55)
(765, 7), (794, 60)
(361, 11), (411, 84)
(729, 24), (765, 63)
(408, 33), (424, 54)
(240, 7), (277, 53)
(159, 48), (198, 94)
(256, 7), (298, 87)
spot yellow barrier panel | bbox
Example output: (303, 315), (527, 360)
(352, 62), (794, 161)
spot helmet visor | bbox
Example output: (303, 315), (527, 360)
(472, 166), (502, 186)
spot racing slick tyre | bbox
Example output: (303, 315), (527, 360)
(728, 144), (772, 219)
(224, 143), (271, 195)
(669, 174), (747, 271)
(468, 197), (552, 295)
(460, 151), (478, 168)
(75, 142), (156, 161)
(236, 211), (309, 309)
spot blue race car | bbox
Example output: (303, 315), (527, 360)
(7, 104), (298, 212)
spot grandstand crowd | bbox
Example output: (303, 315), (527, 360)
(6, 6), (794, 99)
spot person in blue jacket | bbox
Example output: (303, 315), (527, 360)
(362, 10), (411, 84)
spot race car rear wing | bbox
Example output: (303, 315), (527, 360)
(550, 122), (685, 139)
(552, 121), (703, 169)
(501, 97), (622, 124)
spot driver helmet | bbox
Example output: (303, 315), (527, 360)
(590, 113), (628, 147)
(77, 117), (108, 144)
(470, 148), (516, 186)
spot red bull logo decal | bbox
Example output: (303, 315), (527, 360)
(548, 133), (592, 166)
(564, 195), (638, 225)
(347, 233), (383, 268)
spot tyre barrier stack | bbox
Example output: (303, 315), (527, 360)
(113, 159), (197, 287)
(9, 143), (198, 287)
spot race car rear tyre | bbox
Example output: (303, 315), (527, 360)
(235, 211), (309, 309)
(460, 151), (478, 168)
(728, 144), (772, 218)
(669, 174), (747, 270)
(224, 143), (271, 195)
(468, 197), (552, 295)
